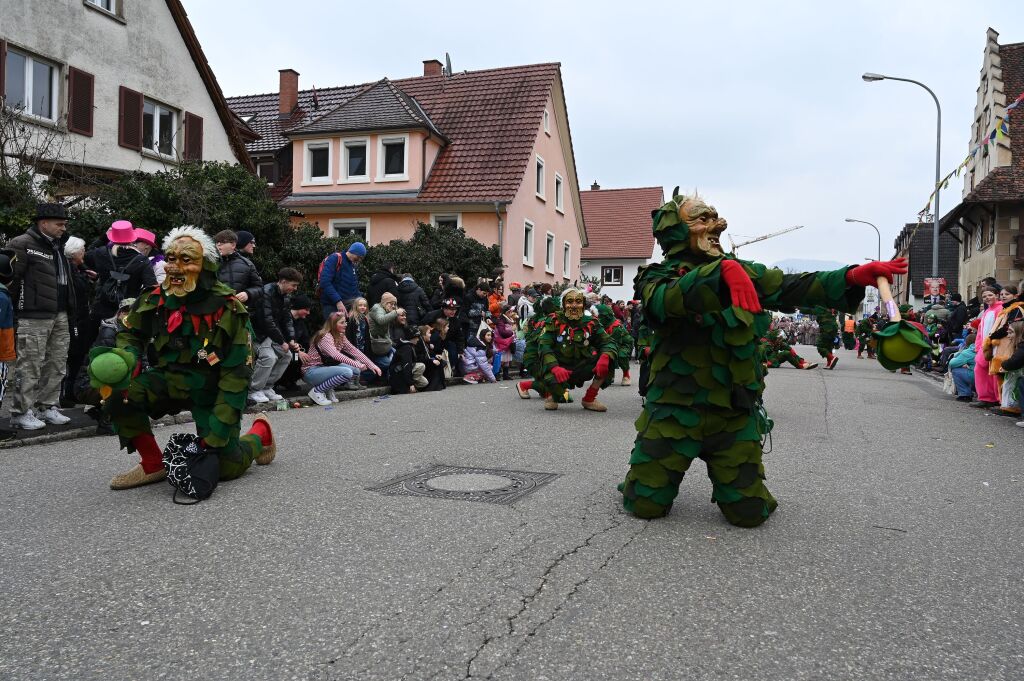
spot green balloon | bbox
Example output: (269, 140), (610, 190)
(92, 353), (129, 385)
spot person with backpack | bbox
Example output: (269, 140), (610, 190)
(318, 242), (366, 319)
(83, 221), (156, 345)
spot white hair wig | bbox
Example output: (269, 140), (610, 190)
(560, 287), (584, 304)
(63, 236), (86, 258)
(162, 225), (218, 263)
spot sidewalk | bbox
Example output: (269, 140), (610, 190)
(0, 377), (479, 450)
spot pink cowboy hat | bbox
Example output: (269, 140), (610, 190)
(106, 220), (137, 245)
(134, 228), (157, 247)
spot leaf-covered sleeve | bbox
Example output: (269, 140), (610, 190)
(640, 262), (725, 324)
(752, 264), (864, 314)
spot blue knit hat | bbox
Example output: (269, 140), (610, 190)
(348, 242), (367, 257)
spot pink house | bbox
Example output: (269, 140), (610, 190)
(226, 60), (586, 285)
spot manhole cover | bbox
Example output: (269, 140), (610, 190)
(368, 465), (559, 505)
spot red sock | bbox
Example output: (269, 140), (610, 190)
(247, 419), (273, 447)
(623, 370), (630, 378)
(519, 379), (533, 392)
(131, 434), (164, 474)
(583, 385), (600, 402)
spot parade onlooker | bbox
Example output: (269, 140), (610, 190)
(488, 281), (505, 317)
(236, 230), (257, 257)
(388, 310), (428, 394)
(493, 304), (516, 381)
(214, 229), (262, 304)
(462, 328), (496, 384)
(463, 281), (490, 339)
(248, 268), (302, 403)
(367, 261), (400, 308)
(7, 203), (76, 430)
(507, 282), (523, 309)
(998, 323), (1024, 426)
(368, 291), (399, 373)
(438, 299), (466, 377)
(973, 287), (1002, 407)
(516, 288), (537, 325)
(949, 332), (977, 402)
(0, 250), (17, 441)
(276, 293), (313, 393)
(396, 272), (430, 326)
(84, 220), (156, 338)
(302, 312), (380, 405)
(430, 273), (464, 310)
(319, 242), (365, 319)
(133, 228), (165, 285)
(946, 293), (968, 337)
(996, 321), (1024, 417)
(61, 236), (93, 407)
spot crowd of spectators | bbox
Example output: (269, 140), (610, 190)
(0, 206), (645, 440)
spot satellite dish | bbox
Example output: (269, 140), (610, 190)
(444, 52), (453, 78)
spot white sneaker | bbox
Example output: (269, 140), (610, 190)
(11, 411), (46, 430)
(38, 406), (71, 425)
(263, 389), (284, 401)
(249, 390), (269, 403)
(326, 389), (339, 403)
(307, 388), (332, 406)
(1016, 421), (1024, 428)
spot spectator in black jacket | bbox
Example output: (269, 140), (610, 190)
(397, 273), (430, 326)
(61, 236), (95, 407)
(438, 298), (466, 377)
(430, 273), (465, 310)
(276, 293), (313, 392)
(367, 262), (400, 308)
(463, 281), (490, 340)
(214, 229), (262, 305)
(946, 293), (968, 337)
(83, 220), (157, 326)
(248, 268), (302, 404)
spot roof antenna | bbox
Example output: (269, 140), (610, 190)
(444, 52), (453, 78)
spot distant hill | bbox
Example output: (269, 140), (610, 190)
(772, 258), (846, 273)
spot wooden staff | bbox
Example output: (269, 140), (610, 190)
(876, 276), (900, 322)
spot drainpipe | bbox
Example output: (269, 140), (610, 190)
(494, 201), (507, 264)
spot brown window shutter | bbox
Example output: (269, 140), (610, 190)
(184, 112), (203, 161)
(67, 67), (95, 136)
(118, 85), (143, 150)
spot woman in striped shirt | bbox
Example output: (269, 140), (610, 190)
(302, 312), (381, 406)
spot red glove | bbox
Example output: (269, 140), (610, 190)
(720, 260), (763, 313)
(594, 354), (610, 378)
(845, 258), (908, 287)
(551, 366), (571, 383)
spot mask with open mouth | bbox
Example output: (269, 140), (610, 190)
(162, 236), (204, 298)
(679, 197), (726, 258)
(562, 289), (586, 320)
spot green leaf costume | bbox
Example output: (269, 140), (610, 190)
(856, 317), (876, 358)
(102, 245), (263, 481)
(619, 192), (865, 527)
(810, 306), (840, 360)
(762, 327), (807, 369)
(596, 304), (634, 381)
(528, 310), (616, 403)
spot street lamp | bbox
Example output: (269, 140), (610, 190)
(845, 218), (881, 261)
(861, 72), (942, 277)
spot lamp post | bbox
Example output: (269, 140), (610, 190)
(845, 218), (881, 261)
(862, 72), (941, 278)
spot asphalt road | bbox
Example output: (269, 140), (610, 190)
(1, 347), (1022, 680)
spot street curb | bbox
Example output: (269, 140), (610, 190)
(0, 375), (478, 451)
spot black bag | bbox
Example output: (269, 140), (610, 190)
(162, 433), (219, 504)
(95, 249), (141, 308)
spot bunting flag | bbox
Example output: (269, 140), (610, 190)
(915, 90), (1022, 217)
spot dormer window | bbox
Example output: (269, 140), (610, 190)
(303, 139), (332, 185)
(342, 137), (369, 182)
(378, 134), (409, 181)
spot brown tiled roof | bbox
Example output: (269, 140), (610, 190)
(962, 41), (1024, 203)
(225, 63), (561, 203)
(579, 187), (662, 259)
(287, 79), (446, 140)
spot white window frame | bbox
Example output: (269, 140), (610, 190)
(142, 97), (179, 159)
(562, 241), (571, 279)
(4, 47), (60, 122)
(330, 218), (371, 242)
(256, 161), (276, 185)
(340, 136), (370, 183)
(535, 155), (545, 200)
(523, 220), (535, 267)
(302, 139), (333, 185)
(430, 213), (462, 229)
(84, 0), (122, 17)
(377, 133), (409, 181)
(554, 173), (564, 213)
(602, 265), (623, 286)
(543, 109), (550, 135)
(545, 231), (555, 274)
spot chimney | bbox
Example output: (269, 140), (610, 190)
(423, 59), (443, 77)
(278, 69), (299, 118)
(590, 181), (601, 191)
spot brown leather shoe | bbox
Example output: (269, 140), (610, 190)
(582, 398), (607, 412)
(517, 381), (531, 399)
(544, 396), (558, 410)
(620, 375), (631, 386)
(110, 464), (167, 490)
(254, 414), (276, 465)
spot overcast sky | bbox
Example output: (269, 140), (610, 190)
(183, 0), (1023, 267)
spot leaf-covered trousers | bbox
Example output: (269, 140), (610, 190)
(106, 365), (262, 481)
(620, 404), (777, 527)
